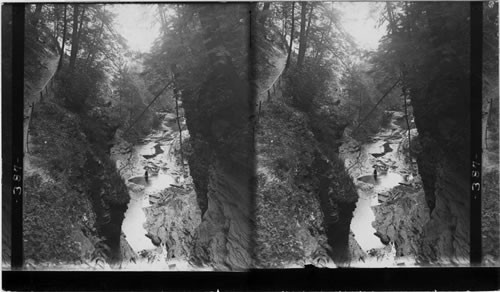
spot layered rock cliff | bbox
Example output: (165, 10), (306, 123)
(254, 93), (358, 267)
(412, 71), (471, 264)
(24, 101), (130, 267)
(181, 44), (253, 271)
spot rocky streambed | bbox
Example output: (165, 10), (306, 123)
(111, 112), (210, 270)
(340, 111), (429, 266)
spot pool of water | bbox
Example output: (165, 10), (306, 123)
(128, 172), (174, 190)
(123, 169), (176, 252)
(350, 190), (384, 251)
(351, 172), (405, 252)
(121, 189), (156, 251)
(341, 112), (412, 257)
(357, 172), (405, 189)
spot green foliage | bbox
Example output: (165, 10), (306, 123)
(340, 65), (395, 140)
(112, 67), (161, 142)
(144, 4), (252, 169)
(26, 100), (129, 264)
(30, 102), (87, 174)
(24, 174), (85, 263)
(255, 91), (357, 267)
(374, 2), (472, 165)
(255, 101), (325, 267)
(286, 61), (332, 113)
(55, 66), (105, 112)
(25, 4), (126, 114)
(24, 6), (60, 81)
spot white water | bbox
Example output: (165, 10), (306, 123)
(340, 111), (412, 265)
(123, 143), (178, 252)
(112, 113), (181, 252)
(351, 171), (404, 252)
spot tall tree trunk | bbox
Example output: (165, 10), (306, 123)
(53, 5), (60, 44)
(285, 2), (295, 69)
(57, 4), (67, 71)
(314, 16), (333, 66)
(296, 2), (308, 68)
(158, 5), (167, 36)
(304, 4), (314, 45)
(69, 4), (80, 71)
(85, 20), (104, 69)
(77, 7), (86, 43)
(175, 89), (184, 173)
(31, 4), (43, 27)
(386, 2), (396, 35)
(259, 2), (271, 25)
(169, 63), (184, 174)
(74, 6), (86, 69)
(261, 2), (271, 12)
(403, 86), (412, 167)
(282, 3), (288, 40)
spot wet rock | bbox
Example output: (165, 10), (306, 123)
(373, 186), (429, 260)
(378, 192), (390, 203)
(418, 161), (469, 264)
(144, 186), (201, 263)
(145, 233), (162, 246)
(374, 231), (390, 245)
(348, 231), (367, 263)
(190, 161), (251, 270)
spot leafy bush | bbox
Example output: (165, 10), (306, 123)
(286, 62), (332, 114)
(56, 67), (105, 113)
(24, 174), (87, 263)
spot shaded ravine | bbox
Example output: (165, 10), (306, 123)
(111, 113), (208, 270)
(340, 111), (425, 266)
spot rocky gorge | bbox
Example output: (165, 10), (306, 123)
(111, 112), (209, 270)
(340, 110), (428, 266)
(14, 3), (498, 274)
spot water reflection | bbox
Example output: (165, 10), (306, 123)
(357, 172), (405, 189)
(122, 189), (156, 251)
(350, 191), (384, 251)
(123, 160), (176, 252)
(350, 172), (404, 252)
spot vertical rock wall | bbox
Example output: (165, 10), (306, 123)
(181, 5), (253, 270)
(412, 75), (471, 264)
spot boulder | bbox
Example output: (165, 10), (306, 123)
(374, 231), (391, 245)
(145, 233), (162, 246)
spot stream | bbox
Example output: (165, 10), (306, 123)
(340, 111), (417, 266)
(111, 112), (208, 270)
(111, 108), (416, 268)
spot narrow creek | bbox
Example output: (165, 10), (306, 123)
(111, 112), (207, 270)
(340, 111), (417, 266)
